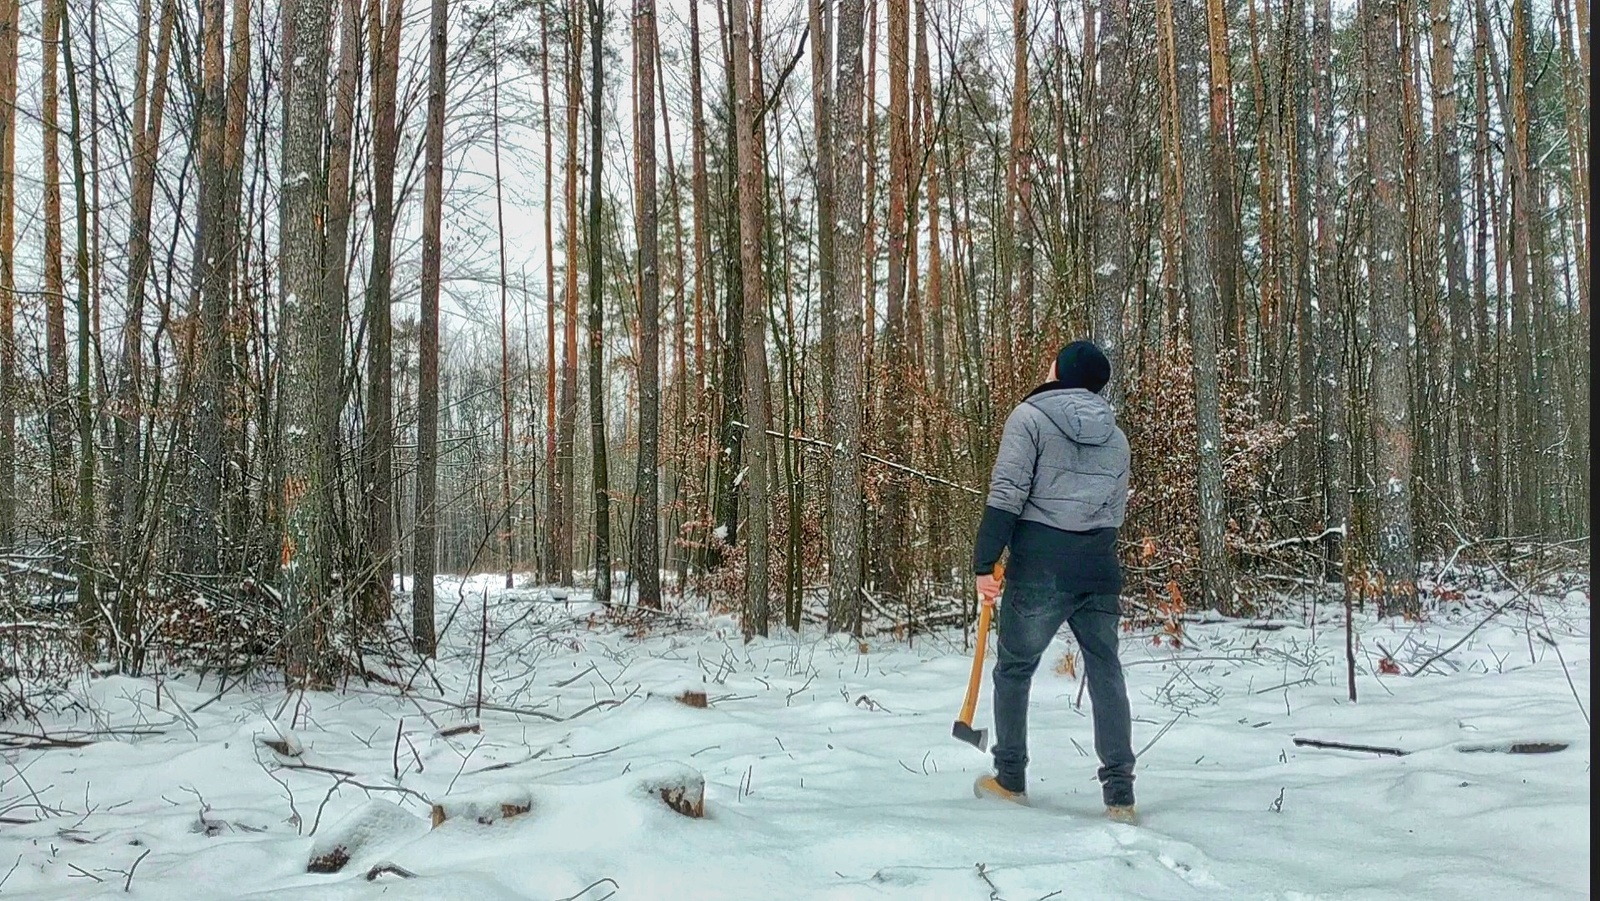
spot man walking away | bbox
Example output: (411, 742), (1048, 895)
(971, 340), (1137, 824)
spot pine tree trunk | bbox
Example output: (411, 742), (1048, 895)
(362, 0), (400, 623)
(828, 0), (867, 635)
(1089, 0), (1132, 403)
(728, 0), (770, 636)
(1311, 0), (1347, 581)
(58, 1), (98, 659)
(1505, 0), (1557, 535)
(877, 0), (911, 603)
(0, 0), (14, 551)
(413, 0), (447, 655)
(491, 30), (515, 588)
(41, 0), (73, 530)
(634, 0), (661, 608)
(186, 0), (231, 576)
(541, 0), (559, 584)
(1364, 0), (1418, 617)
(1176, 0), (1233, 611)
(915, 0), (950, 591)
(586, 0), (612, 606)
(558, 0), (582, 586)
(1426, 0), (1472, 521)
(280, 0), (339, 681)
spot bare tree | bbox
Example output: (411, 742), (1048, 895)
(1089, 0), (1132, 403)
(1311, 0), (1347, 581)
(587, 0), (612, 605)
(1364, 0), (1418, 617)
(59, 0), (97, 653)
(633, 0), (661, 608)
(187, 0), (233, 576)
(413, 0), (448, 655)
(362, 0), (402, 625)
(727, 0), (770, 635)
(541, 0), (559, 584)
(0, 0), (13, 550)
(1171, 0), (1232, 610)
(42, 0), (72, 528)
(827, 0), (867, 634)
(279, 0), (340, 681)
(559, 0), (583, 586)
(491, 26), (514, 588)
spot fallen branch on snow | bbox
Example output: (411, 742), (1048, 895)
(1293, 737), (1570, 757)
(1291, 737), (1409, 757)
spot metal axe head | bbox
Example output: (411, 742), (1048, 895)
(952, 719), (988, 752)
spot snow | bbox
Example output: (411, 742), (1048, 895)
(0, 574), (1588, 899)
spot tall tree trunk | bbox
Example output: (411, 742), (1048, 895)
(828, 0), (866, 634)
(363, 0), (401, 623)
(109, 0), (175, 667)
(280, 0), (339, 682)
(712, 0), (743, 573)
(59, 0), (98, 658)
(492, 29), (515, 588)
(1505, 0), (1555, 534)
(1311, 0), (1346, 580)
(1203, 0), (1237, 371)
(729, 0), (770, 636)
(42, 0), (72, 530)
(220, 0), (250, 574)
(1364, 0), (1418, 617)
(187, 0), (232, 575)
(541, 0), (559, 583)
(916, 0), (949, 590)
(413, 0), (448, 655)
(586, 0), (612, 605)
(1427, 0), (1471, 520)
(1089, 0), (1132, 403)
(0, 0), (14, 551)
(1008, 0), (1034, 346)
(877, 0), (911, 602)
(1175, 0), (1233, 611)
(633, 0), (661, 608)
(656, 37), (688, 585)
(1551, 0), (1587, 530)
(810, 0), (835, 460)
(558, 0), (582, 586)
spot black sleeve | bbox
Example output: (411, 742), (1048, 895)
(972, 504), (1019, 575)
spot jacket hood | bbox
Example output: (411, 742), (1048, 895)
(1023, 384), (1118, 447)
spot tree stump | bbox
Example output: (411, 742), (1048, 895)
(428, 785), (534, 828)
(306, 800), (427, 874)
(638, 764), (706, 819)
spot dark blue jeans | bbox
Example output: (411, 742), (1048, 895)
(991, 583), (1135, 806)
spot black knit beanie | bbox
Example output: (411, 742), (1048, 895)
(1055, 340), (1111, 393)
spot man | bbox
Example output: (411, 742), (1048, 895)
(971, 340), (1137, 823)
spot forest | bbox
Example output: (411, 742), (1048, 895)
(0, 0), (1588, 689)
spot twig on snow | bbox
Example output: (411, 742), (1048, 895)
(123, 848), (152, 892)
(974, 862), (1003, 901)
(554, 877), (620, 901)
(1135, 712), (1183, 759)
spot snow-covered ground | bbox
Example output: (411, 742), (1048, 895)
(0, 574), (1589, 900)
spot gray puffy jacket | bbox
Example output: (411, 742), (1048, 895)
(985, 387), (1130, 531)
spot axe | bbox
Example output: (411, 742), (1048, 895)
(952, 564), (1002, 751)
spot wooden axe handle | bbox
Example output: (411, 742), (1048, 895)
(957, 564), (1003, 725)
